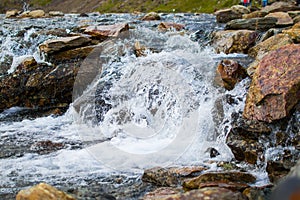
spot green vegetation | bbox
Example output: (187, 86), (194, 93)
(30, 0), (52, 7)
(96, 0), (240, 13)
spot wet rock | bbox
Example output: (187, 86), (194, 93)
(288, 159), (300, 178)
(142, 166), (207, 187)
(142, 187), (182, 200)
(225, 17), (277, 31)
(39, 36), (91, 54)
(207, 147), (220, 158)
(5, 9), (19, 18)
(141, 12), (161, 21)
(158, 22), (185, 31)
(214, 5), (250, 23)
(242, 10), (268, 19)
(183, 171), (256, 190)
(211, 30), (258, 54)
(157, 187), (247, 200)
(266, 148), (300, 183)
(270, 177), (300, 200)
(243, 44), (300, 122)
(248, 33), (293, 59)
(16, 183), (76, 200)
(30, 140), (65, 155)
(261, 1), (300, 13)
(0, 57), (79, 112)
(83, 23), (129, 40)
(134, 41), (147, 57)
(242, 185), (273, 200)
(265, 12), (294, 27)
(282, 22), (300, 43)
(288, 11), (300, 19)
(214, 59), (248, 90)
(49, 11), (64, 16)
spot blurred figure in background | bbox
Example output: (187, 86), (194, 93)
(262, 0), (268, 7)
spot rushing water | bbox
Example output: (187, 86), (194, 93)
(0, 12), (271, 199)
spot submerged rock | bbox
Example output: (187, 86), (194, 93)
(16, 183), (76, 200)
(141, 12), (161, 21)
(158, 22), (185, 31)
(214, 59), (248, 90)
(211, 30), (258, 54)
(243, 44), (300, 122)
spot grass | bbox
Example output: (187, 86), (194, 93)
(30, 0), (52, 7)
(96, 0), (240, 13)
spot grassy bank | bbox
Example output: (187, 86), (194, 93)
(0, 0), (240, 13)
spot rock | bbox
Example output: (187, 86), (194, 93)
(248, 33), (293, 58)
(226, 118), (271, 164)
(142, 187), (182, 200)
(294, 15), (300, 24)
(5, 9), (19, 18)
(211, 30), (258, 54)
(158, 22), (185, 31)
(83, 23), (129, 40)
(39, 36), (91, 54)
(242, 185), (273, 200)
(141, 12), (161, 20)
(142, 166), (207, 187)
(266, 148), (300, 183)
(214, 59), (248, 90)
(215, 5), (250, 23)
(243, 44), (300, 122)
(265, 12), (294, 27)
(288, 10), (300, 19)
(270, 177), (300, 200)
(183, 171), (256, 190)
(261, 1), (300, 13)
(19, 10), (45, 18)
(134, 41), (147, 57)
(0, 57), (79, 112)
(157, 187), (247, 200)
(49, 11), (64, 16)
(282, 22), (300, 43)
(30, 140), (65, 155)
(16, 183), (75, 200)
(288, 159), (300, 178)
(225, 17), (277, 31)
(242, 10), (268, 19)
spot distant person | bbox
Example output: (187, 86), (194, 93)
(262, 0), (268, 7)
(297, 0), (300, 6)
(243, 0), (250, 6)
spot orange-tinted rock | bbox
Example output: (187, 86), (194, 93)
(211, 30), (258, 54)
(158, 22), (185, 31)
(142, 187), (182, 200)
(243, 44), (300, 122)
(158, 187), (247, 200)
(214, 59), (247, 90)
(142, 166), (207, 187)
(84, 23), (129, 40)
(141, 12), (161, 21)
(242, 10), (268, 19)
(265, 12), (294, 26)
(282, 22), (300, 43)
(183, 171), (256, 190)
(16, 183), (75, 200)
(5, 9), (19, 18)
(261, 2), (300, 13)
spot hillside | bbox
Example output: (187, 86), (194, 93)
(0, 0), (240, 14)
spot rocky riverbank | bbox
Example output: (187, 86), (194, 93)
(1, 1), (300, 200)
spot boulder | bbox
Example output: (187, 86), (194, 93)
(243, 44), (300, 122)
(0, 57), (79, 112)
(248, 33), (293, 58)
(141, 12), (161, 20)
(142, 166), (207, 187)
(215, 5), (250, 23)
(16, 183), (75, 200)
(294, 15), (300, 24)
(214, 59), (248, 90)
(39, 36), (91, 54)
(242, 11), (268, 19)
(211, 30), (258, 54)
(261, 2), (300, 13)
(265, 12), (294, 27)
(183, 171), (256, 190)
(158, 22), (185, 31)
(29, 10), (45, 18)
(83, 23), (129, 40)
(282, 22), (300, 43)
(156, 187), (247, 200)
(225, 17), (277, 31)
(49, 11), (64, 16)
(5, 9), (19, 18)
(288, 10), (300, 19)
(243, 185), (273, 200)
